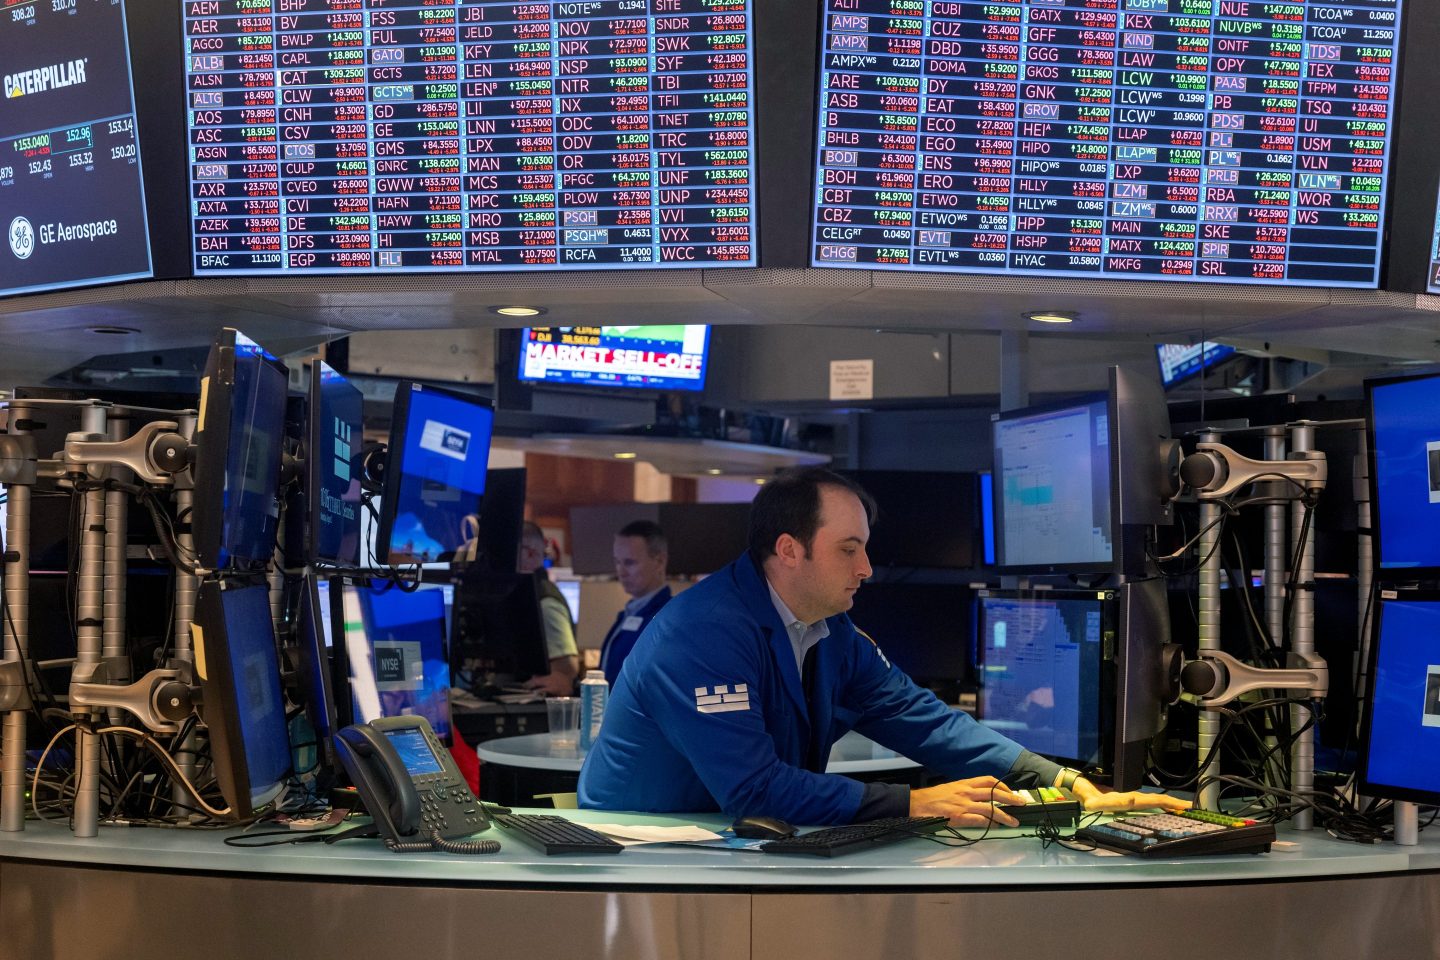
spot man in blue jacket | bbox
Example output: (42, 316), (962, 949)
(598, 519), (672, 688)
(578, 467), (1189, 826)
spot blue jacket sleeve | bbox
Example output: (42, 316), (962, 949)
(634, 608), (867, 825)
(843, 626), (1024, 781)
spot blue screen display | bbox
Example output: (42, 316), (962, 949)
(1362, 600), (1440, 802)
(383, 727), (443, 778)
(1156, 342), (1237, 389)
(312, 362), (363, 566)
(1369, 374), (1440, 572)
(976, 595), (1104, 767)
(518, 326), (710, 392)
(383, 385), (492, 564)
(219, 336), (286, 566)
(979, 471), (995, 567)
(344, 584), (451, 742)
(221, 585), (291, 807)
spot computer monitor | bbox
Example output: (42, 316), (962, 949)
(307, 361), (363, 567)
(1157, 343), (1238, 390)
(1366, 371), (1440, 578)
(976, 591), (1111, 770)
(192, 581), (291, 819)
(840, 470), (977, 569)
(978, 472), (996, 567)
(191, 329), (288, 571)
(555, 578), (582, 625)
(846, 582), (972, 689)
(1357, 596), (1440, 806)
(517, 325), (712, 392)
(471, 467), (526, 575)
(374, 382), (494, 565)
(450, 570), (551, 688)
(339, 582), (453, 743)
(992, 396), (1115, 574)
(292, 575), (338, 773)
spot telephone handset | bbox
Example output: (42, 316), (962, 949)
(332, 715), (497, 854)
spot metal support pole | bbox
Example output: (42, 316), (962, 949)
(72, 405), (108, 838)
(1354, 428), (1373, 727)
(1, 403), (33, 832)
(169, 414), (199, 814)
(1196, 430), (1223, 810)
(1263, 427), (1287, 643)
(103, 414), (132, 729)
(1289, 421), (1317, 832)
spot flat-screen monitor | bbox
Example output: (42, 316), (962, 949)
(451, 570), (550, 688)
(1157, 343), (1239, 390)
(979, 472), (996, 566)
(1, 0), (152, 296)
(518, 326), (711, 392)
(191, 329), (288, 571)
(293, 574), (337, 772)
(1358, 597), (1440, 806)
(375, 382), (494, 565)
(1427, 182), (1440, 293)
(555, 578), (582, 625)
(847, 582), (972, 686)
(809, 1), (1401, 287)
(976, 591), (1109, 770)
(193, 581), (291, 819)
(471, 467), (526, 575)
(340, 583), (452, 743)
(841, 470), (977, 569)
(992, 396), (1115, 573)
(1367, 372), (1440, 578)
(307, 361), (363, 567)
(180, 5), (757, 272)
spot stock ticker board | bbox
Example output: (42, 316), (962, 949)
(811, 0), (1402, 287)
(182, 0), (756, 273)
(1, 0), (152, 297)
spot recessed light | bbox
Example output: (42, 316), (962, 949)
(1026, 311), (1077, 324)
(754, 477), (766, 485)
(613, 452), (637, 460)
(491, 305), (546, 318)
(706, 469), (723, 476)
(85, 325), (140, 336)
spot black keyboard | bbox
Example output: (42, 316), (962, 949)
(1076, 810), (1276, 858)
(492, 813), (624, 855)
(759, 816), (949, 857)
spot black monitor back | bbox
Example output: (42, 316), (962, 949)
(451, 570), (550, 685)
(846, 581), (973, 693)
(841, 470), (978, 570)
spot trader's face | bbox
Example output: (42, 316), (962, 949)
(614, 535), (666, 598)
(785, 486), (872, 622)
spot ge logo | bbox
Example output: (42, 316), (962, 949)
(8, 217), (34, 260)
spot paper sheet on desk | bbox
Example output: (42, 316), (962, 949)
(586, 824), (725, 845)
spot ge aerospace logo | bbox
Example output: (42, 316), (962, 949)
(8, 217), (34, 260)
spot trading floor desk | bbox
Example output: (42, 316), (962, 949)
(2, 809), (1438, 960)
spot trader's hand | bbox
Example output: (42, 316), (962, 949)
(523, 673), (575, 697)
(909, 777), (1026, 828)
(1070, 777), (1191, 814)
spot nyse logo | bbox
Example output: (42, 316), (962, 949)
(420, 419), (471, 462)
(375, 647), (406, 683)
(332, 417), (351, 481)
(442, 429), (468, 456)
(8, 217), (34, 260)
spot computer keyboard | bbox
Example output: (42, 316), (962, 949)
(1076, 810), (1276, 858)
(492, 813), (624, 855)
(759, 816), (949, 857)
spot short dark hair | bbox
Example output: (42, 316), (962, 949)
(748, 467), (876, 566)
(616, 519), (667, 557)
(520, 521), (545, 548)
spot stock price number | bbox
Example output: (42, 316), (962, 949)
(0, 166), (14, 185)
(110, 144), (136, 160)
(29, 159), (52, 178)
(10, 5), (36, 22)
(51, 0), (75, 12)
(69, 151), (93, 169)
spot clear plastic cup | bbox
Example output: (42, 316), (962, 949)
(546, 696), (580, 748)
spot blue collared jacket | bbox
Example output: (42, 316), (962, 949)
(577, 553), (1022, 824)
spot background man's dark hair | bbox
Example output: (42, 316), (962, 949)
(748, 467), (876, 566)
(617, 519), (667, 557)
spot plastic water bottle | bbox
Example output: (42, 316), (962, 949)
(578, 670), (609, 751)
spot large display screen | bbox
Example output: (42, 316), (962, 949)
(1, 0), (151, 296)
(1367, 372), (1440, 575)
(181, 0), (757, 273)
(1157, 341), (1236, 388)
(811, 0), (1402, 287)
(1359, 598), (1440, 805)
(518, 324), (710, 390)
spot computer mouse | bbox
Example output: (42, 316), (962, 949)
(730, 815), (798, 840)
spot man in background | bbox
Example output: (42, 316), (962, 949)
(600, 520), (672, 687)
(519, 521), (580, 696)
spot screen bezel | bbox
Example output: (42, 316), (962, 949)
(990, 393), (1119, 576)
(1356, 593), (1440, 806)
(1365, 370), (1440, 582)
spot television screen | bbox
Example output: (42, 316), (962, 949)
(1, 0), (152, 296)
(1157, 342), (1238, 389)
(376, 382), (493, 565)
(1358, 597), (1440, 806)
(992, 396), (1114, 572)
(1367, 372), (1440, 576)
(810, 0), (1402, 287)
(341, 583), (452, 743)
(180, 3), (757, 273)
(308, 361), (363, 566)
(518, 325), (710, 392)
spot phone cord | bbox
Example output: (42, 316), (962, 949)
(385, 831), (501, 855)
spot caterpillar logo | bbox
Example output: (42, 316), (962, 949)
(5, 58), (88, 99)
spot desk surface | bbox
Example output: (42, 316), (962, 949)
(475, 729), (922, 774)
(1, 808), (1436, 889)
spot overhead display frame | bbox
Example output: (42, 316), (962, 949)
(810, 0), (1403, 287)
(0, 0), (153, 297)
(182, 0), (757, 273)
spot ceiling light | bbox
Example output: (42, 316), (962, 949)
(706, 469), (723, 476)
(85, 325), (140, 336)
(613, 452), (637, 460)
(1026, 311), (1077, 325)
(754, 477), (767, 485)
(491, 305), (546, 317)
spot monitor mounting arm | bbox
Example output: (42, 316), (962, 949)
(1179, 649), (1328, 707)
(70, 663), (195, 735)
(62, 421), (192, 485)
(1179, 441), (1326, 501)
